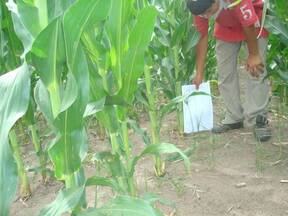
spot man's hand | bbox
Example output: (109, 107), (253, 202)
(193, 72), (203, 90)
(242, 25), (264, 78)
(246, 54), (264, 78)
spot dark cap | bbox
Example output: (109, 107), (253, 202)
(186, 0), (215, 15)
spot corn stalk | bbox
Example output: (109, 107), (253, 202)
(144, 65), (165, 176)
(0, 63), (30, 216)
(266, 0), (288, 105)
(81, 1), (159, 196)
(9, 129), (31, 199)
(1, 0), (191, 215)
(147, 0), (200, 134)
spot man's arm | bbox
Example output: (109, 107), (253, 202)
(234, 0), (264, 77)
(243, 25), (264, 77)
(192, 16), (209, 89)
(194, 34), (208, 89)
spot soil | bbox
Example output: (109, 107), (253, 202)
(10, 68), (288, 216)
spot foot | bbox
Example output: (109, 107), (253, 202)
(254, 115), (271, 142)
(212, 121), (243, 133)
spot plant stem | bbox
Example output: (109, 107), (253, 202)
(9, 129), (31, 200)
(29, 124), (47, 181)
(65, 168), (87, 214)
(121, 121), (137, 195)
(121, 121), (131, 158)
(173, 46), (184, 134)
(110, 132), (120, 155)
(127, 176), (137, 197)
(49, 85), (61, 118)
(144, 66), (165, 177)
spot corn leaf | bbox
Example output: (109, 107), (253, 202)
(63, 0), (112, 71)
(78, 195), (163, 216)
(0, 63), (30, 216)
(104, 0), (125, 94)
(129, 143), (191, 176)
(39, 185), (85, 216)
(265, 15), (288, 45)
(6, 0), (75, 58)
(83, 98), (106, 118)
(93, 151), (126, 178)
(49, 47), (89, 179)
(0, 2), (23, 73)
(32, 0), (112, 179)
(86, 176), (121, 192)
(120, 6), (158, 103)
(31, 18), (65, 118)
(34, 79), (54, 124)
(47, 0), (76, 20)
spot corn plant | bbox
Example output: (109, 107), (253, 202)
(1, 0), (191, 215)
(81, 0), (190, 193)
(0, 0), (77, 214)
(266, 0), (288, 104)
(0, 62), (30, 216)
(38, 0), (190, 214)
(1, 0), (32, 202)
(132, 0), (200, 176)
(146, 0), (200, 134)
(0, 1), (22, 74)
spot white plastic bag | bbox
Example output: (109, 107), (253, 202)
(182, 82), (213, 133)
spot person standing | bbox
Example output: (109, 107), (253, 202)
(186, 0), (271, 141)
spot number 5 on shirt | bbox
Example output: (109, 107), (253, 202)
(240, 4), (252, 20)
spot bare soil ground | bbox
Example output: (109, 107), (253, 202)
(11, 69), (288, 216)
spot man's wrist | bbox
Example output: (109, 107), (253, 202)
(248, 52), (260, 57)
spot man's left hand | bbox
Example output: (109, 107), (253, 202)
(246, 54), (264, 78)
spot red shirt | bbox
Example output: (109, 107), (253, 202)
(194, 0), (269, 42)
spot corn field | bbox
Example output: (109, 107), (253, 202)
(1, 0), (288, 215)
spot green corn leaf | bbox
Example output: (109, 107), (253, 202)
(39, 185), (85, 216)
(93, 151), (126, 178)
(277, 70), (288, 81)
(129, 143), (191, 176)
(170, 19), (187, 47)
(120, 6), (158, 103)
(102, 0), (136, 95)
(166, 144), (198, 162)
(47, 0), (77, 20)
(265, 15), (288, 45)
(86, 176), (121, 192)
(63, 0), (112, 71)
(96, 106), (120, 133)
(49, 47), (89, 179)
(84, 97), (106, 118)
(78, 195), (164, 216)
(0, 63), (30, 216)
(31, 18), (65, 118)
(142, 193), (176, 208)
(103, 0), (124, 95)
(0, 2), (23, 73)
(34, 79), (54, 124)
(86, 59), (108, 101)
(6, 0), (75, 58)
(33, 0), (113, 179)
(32, 0), (113, 119)
(6, 0), (39, 57)
(128, 119), (151, 146)
(183, 30), (200, 53)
